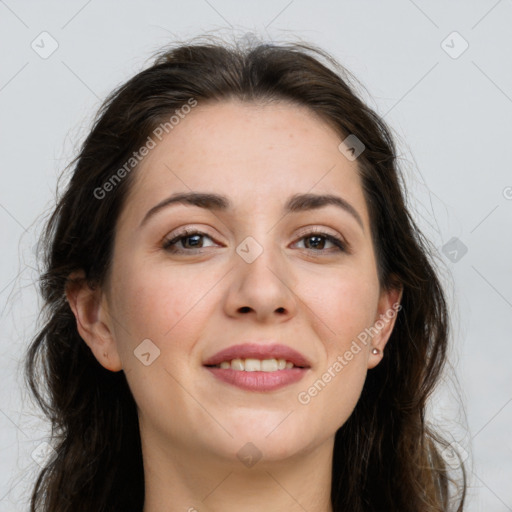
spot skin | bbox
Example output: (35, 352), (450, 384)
(66, 100), (402, 512)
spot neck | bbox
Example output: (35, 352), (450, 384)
(141, 429), (334, 512)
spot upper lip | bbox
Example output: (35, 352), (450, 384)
(203, 343), (311, 368)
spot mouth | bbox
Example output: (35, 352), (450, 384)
(205, 358), (303, 371)
(203, 343), (311, 392)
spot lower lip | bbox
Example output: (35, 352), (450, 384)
(205, 367), (308, 391)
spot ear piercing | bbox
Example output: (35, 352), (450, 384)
(371, 348), (380, 355)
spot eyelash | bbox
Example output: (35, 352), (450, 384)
(162, 228), (349, 255)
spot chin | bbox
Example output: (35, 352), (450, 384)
(211, 417), (317, 464)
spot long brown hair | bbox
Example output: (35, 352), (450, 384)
(25, 37), (466, 511)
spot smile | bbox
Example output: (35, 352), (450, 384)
(203, 342), (311, 391)
(210, 358), (298, 371)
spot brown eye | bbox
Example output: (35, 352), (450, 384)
(294, 232), (347, 253)
(163, 230), (217, 253)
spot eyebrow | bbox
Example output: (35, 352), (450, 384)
(139, 191), (364, 231)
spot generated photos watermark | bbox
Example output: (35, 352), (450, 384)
(297, 301), (402, 405)
(94, 97), (198, 200)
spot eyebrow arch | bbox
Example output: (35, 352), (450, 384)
(139, 191), (364, 231)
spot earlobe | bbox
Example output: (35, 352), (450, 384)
(367, 283), (403, 369)
(65, 270), (123, 372)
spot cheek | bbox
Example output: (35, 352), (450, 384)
(297, 267), (377, 400)
(109, 263), (213, 435)
(290, 267), (378, 429)
(109, 257), (223, 370)
(114, 276), (184, 342)
(112, 258), (189, 332)
(293, 351), (368, 450)
(302, 266), (379, 344)
(324, 354), (368, 426)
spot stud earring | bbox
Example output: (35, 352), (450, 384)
(371, 348), (380, 355)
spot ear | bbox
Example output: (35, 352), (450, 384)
(65, 270), (123, 372)
(367, 281), (403, 369)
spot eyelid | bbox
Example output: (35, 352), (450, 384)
(293, 225), (344, 241)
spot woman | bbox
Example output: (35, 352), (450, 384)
(25, 37), (466, 511)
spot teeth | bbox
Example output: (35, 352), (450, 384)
(244, 358), (261, 371)
(261, 359), (277, 372)
(231, 359), (244, 371)
(216, 358), (296, 371)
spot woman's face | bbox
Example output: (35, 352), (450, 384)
(98, 100), (400, 466)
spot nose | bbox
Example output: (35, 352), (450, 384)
(222, 238), (298, 324)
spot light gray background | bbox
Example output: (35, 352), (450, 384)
(1, 1), (511, 510)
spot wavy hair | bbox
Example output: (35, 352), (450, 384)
(25, 37), (466, 511)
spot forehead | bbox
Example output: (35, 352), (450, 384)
(121, 100), (369, 226)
